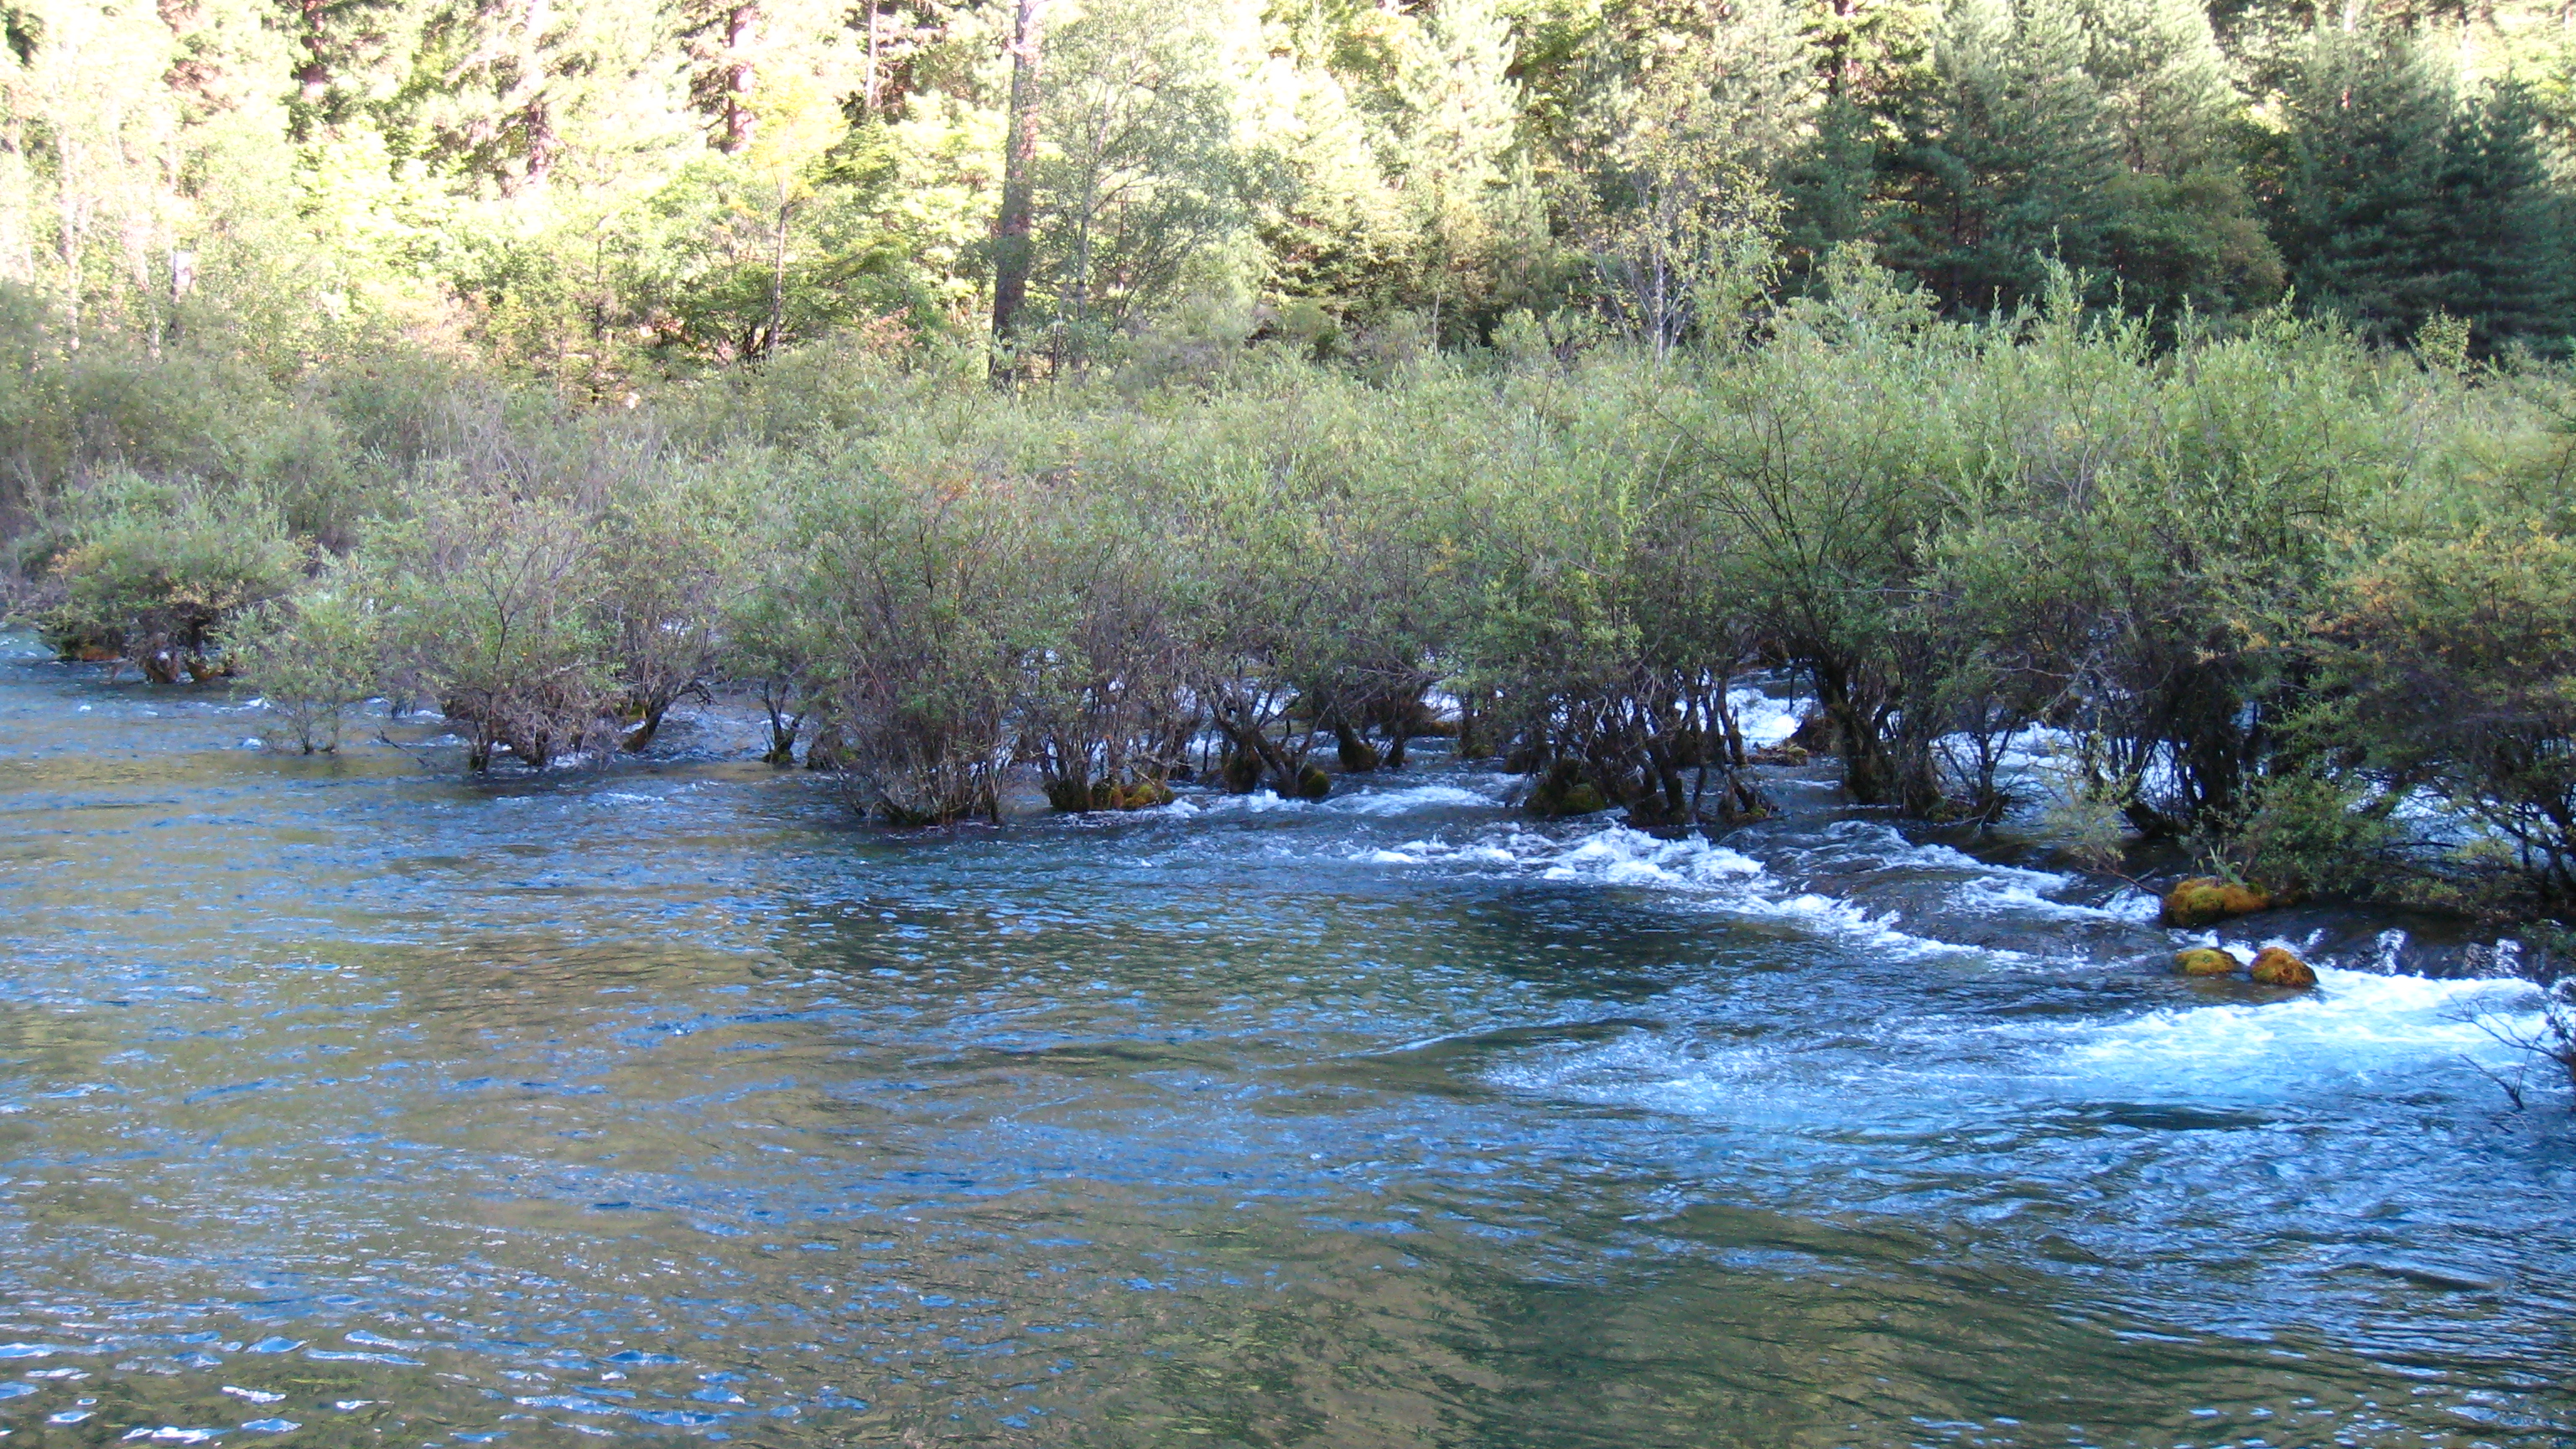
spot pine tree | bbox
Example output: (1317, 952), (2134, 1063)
(2260, 25), (2451, 344)
(2080, 0), (2279, 319)
(2426, 80), (2573, 352)
(1876, 0), (2124, 313)
(2073, 0), (2236, 174)
(1780, 91), (1882, 278)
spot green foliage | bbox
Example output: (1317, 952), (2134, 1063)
(1877, 0), (2128, 314)
(21, 475), (299, 672)
(231, 582), (382, 753)
(0, 0), (2570, 374)
(2304, 527), (2576, 909)
(2226, 771), (2403, 901)
(769, 454), (1046, 823)
(8, 0), (2576, 915)
(2257, 29), (2575, 352)
(371, 491), (615, 771)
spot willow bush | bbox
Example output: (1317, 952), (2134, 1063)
(9, 262), (2576, 917)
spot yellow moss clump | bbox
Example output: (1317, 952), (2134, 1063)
(1092, 777), (1176, 811)
(2250, 946), (2318, 989)
(2174, 947), (2242, 977)
(2160, 877), (2272, 928)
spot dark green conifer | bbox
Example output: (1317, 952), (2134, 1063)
(2261, 26), (2450, 344)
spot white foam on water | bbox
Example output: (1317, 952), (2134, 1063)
(1492, 969), (2551, 1125)
(1810, 822), (2067, 884)
(2043, 968), (2545, 1096)
(1953, 875), (2130, 922)
(1354, 822), (1999, 961)
(2102, 888), (2163, 924)
(1536, 827), (1764, 888)
(1739, 890), (1972, 958)
(1730, 688), (1811, 748)
(1329, 783), (1504, 816)
(1487, 1026), (1787, 1115)
(1186, 789), (1308, 816)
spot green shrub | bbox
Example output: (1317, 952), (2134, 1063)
(372, 495), (615, 771)
(25, 475), (299, 678)
(230, 584), (383, 754)
(2302, 527), (2576, 910)
(772, 456), (1048, 824)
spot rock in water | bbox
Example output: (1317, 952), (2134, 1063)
(1088, 777), (1174, 811)
(2160, 876), (2272, 927)
(1524, 764), (1609, 817)
(2174, 947), (2242, 977)
(2250, 946), (2317, 989)
(1293, 765), (1332, 801)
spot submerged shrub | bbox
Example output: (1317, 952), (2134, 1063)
(23, 475), (299, 679)
(777, 460), (1046, 824)
(594, 470), (742, 751)
(2302, 527), (2576, 911)
(373, 495), (615, 771)
(1016, 495), (1199, 812)
(231, 584), (382, 753)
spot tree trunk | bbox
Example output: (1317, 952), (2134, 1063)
(767, 186), (792, 356)
(988, 0), (1046, 382)
(724, 3), (756, 151)
(860, 0), (880, 115)
(1815, 659), (1898, 806)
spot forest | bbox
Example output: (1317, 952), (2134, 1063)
(3, 0), (2576, 923)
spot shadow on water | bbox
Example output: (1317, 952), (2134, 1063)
(1, 641), (2573, 1445)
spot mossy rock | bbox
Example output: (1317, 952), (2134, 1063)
(1524, 764), (1609, 818)
(1091, 776), (1175, 812)
(2174, 947), (2241, 977)
(1293, 764), (1332, 801)
(1220, 751), (1262, 794)
(1786, 710), (1836, 752)
(2159, 876), (2272, 928)
(1624, 795), (1683, 830)
(2249, 945), (2317, 989)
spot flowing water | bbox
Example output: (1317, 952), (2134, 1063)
(1, 636), (2571, 1448)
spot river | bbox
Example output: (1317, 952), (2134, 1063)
(0, 636), (2569, 1447)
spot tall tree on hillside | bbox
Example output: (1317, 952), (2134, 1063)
(1032, 0), (1259, 359)
(2075, 0), (2236, 173)
(682, 0), (759, 152)
(1389, 0), (1530, 340)
(1803, 0), (1937, 100)
(401, 0), (578, 188)
(2258, 25), (2450, 343)
(277, 0), (412, 135)
(2427, 80), (2573, 351)
(1779, 92), (1882, 273)
(989, 0), (1046, 375)
(2079, 0), (2280, 317)
(1877, 0), (2123, 313)
(1558, 8), (1804, 352)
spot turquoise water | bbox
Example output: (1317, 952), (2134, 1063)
(0, 638), (2569, 1446)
